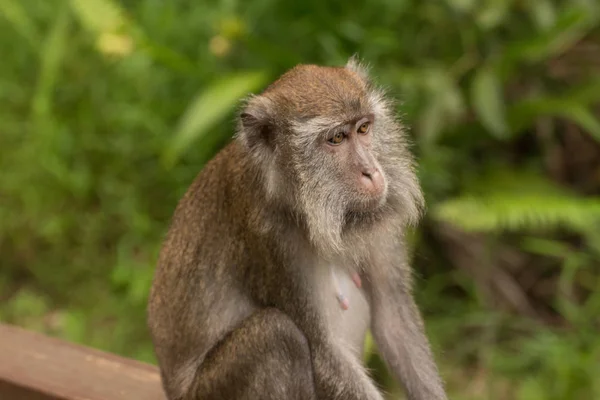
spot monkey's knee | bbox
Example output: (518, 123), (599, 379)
(261, 308), (310, 350)
(191, 308), (316, 400)
(247, 308), (316, 399)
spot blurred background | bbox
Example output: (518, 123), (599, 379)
(1, 0), (600, 399)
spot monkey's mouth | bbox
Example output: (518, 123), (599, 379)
(344, 205), (388, 228)
(347, 192), (387, 215)
(350, 178), (389, 212)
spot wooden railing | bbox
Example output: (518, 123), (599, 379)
(0, 323), (166, 400)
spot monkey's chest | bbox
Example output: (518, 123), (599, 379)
(314, 265), (371, 357)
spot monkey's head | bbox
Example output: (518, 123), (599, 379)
(237, 57), (424, 256)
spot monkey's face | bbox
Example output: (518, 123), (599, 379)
(238, 61), (424, 255)
(293, 113), (389, 215)
(277, 73), (401, 253)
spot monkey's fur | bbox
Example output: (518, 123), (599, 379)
(148, 58), (448, 400)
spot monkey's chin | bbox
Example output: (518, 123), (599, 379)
(347, 194), (387, 216)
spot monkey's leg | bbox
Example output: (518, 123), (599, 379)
(188, 307), (317, 400)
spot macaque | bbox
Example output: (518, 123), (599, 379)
(147, 57), (447, 400)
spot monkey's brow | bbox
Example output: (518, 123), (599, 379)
(292, 116), (342, 137)
(296, 114), (371, 139)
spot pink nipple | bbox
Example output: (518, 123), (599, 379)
(352, 272), (362, 288)
(336, 293), (350, 310)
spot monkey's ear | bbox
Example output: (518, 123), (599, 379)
(238, 95), (276, 156)
(345, 54), (371, 82)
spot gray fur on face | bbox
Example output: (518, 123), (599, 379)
(237, 60), (423, 260)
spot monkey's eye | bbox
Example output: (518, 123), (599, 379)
(328, 132), (345, 145)
(357, 121), (370, 134)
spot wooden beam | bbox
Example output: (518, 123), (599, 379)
(0, 323), (166, 400)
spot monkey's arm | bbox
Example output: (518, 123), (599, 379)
(368, 249), (448, 400)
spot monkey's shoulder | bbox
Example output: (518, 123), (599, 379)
(153, 142), (254, 279)
(169, 141), (253, 230)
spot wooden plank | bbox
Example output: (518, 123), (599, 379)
(0, 323), (166, 400)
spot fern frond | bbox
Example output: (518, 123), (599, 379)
(433, 193), (600, 233)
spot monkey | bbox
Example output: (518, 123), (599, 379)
(147, 57), (448, 400)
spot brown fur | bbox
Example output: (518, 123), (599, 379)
(262, 65), (368, 118)
(147, 59), (447, 400)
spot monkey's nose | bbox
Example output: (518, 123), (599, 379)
(360, 168), (385, 195)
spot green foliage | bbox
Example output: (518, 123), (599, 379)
(471, 65), (508, 139)
(164, 70), (268, 166)
(433, 173), (600, 233)
(1, 0), (600, 398)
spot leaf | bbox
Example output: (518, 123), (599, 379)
(0, 0), (38, 46)
(163, 71), (269, 167)
(69, 0), (125, 34)
(135, 39), (195, 73)
(71, 0), (196, 68)
(433, 172), (600, 233)
(528, 0), (556, 31)
(363, 331), (375, 361)
(557, 76), (600, 104)
(475, 0), (509, 30)
(417, 68), (465, 146)
(517, 378), (547, 400)
(32, 5), (71, 120)
(433, 192), (600, 233)
(520, 237), (574, 259)
(470, 67), (508, 139)
(558, 105), (600, 142)
(418, 99), (445, 147)
(445, 0), (476, 13)
(502, 7), (594, 65)
(507, 94), (600, 142)
(464, 168), (568, 197)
